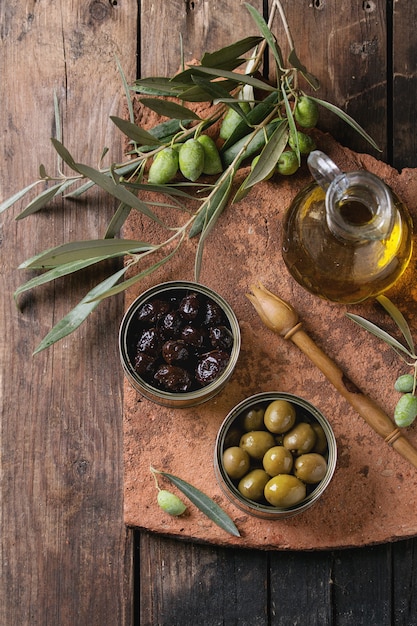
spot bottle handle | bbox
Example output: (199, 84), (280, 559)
(307, 150), (345, 190)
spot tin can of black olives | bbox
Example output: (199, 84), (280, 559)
(119, 281), (241, 408)
(214, 392), (337, 519)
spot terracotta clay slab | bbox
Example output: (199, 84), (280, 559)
(123, 129), (417, 550)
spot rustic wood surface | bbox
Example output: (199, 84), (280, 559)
(1, 2), (136, 625)
(1, 1), (417, 625)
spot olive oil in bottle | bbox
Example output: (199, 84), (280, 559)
(282, 151), (413, 304)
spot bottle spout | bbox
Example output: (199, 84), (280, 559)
(307, 150), (346, 191)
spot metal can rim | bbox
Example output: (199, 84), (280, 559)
(119, 281), (241, 406)
(214, 391), (337, 518)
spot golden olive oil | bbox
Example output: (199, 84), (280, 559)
(282, 182), (413, 304)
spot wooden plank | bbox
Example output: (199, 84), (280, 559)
(392, 540), (417, 624)
(138, 532), (268, 625)
(0, 2), (137, 624)
(140, 0), (264, 77)
(331, 545), (392, 625)
(392, 0), (417, 169)
(266, 0), (388, 159)
(269, 551), (333, 624)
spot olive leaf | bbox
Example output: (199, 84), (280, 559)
(86, 234), (185, 302)
(199, 35), (264, 69)
(139, 97), (202, 121)
(220, 90), (279, 152)
(16, 180), (75, 220)
(145, 117), (192, 140)
(235, 120), (289, 198)
(347, 313), (414, 359)
(192, 65), (275, 93)
(189, 164), (237, 239)
(308, 96), (381, 152)
(74, 163), (164, 224)
(64, 161), (141, 199)
(50, 138), (80, 171)
(193, 168), (235, 279)
(104, 203), (133, 239)
(110, 116), (163, 145)
(14, 257), (110, 301)
(33, 265), (129, 355)
(19, 239), (154, 269)
(152, 467), (241, 538)
(377, 294), (416, 355)
(116, 53), (135, 124)
(190, 75), (250, 121)
(288, 49), (320, 90)
(131, 76), (189, 97)
(282, 86), (300, 162)
(245, 2), (284, 71)
(0, 180), (48, 215)
(346, 297), (416, 360)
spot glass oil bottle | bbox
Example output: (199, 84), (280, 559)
(281, 150), (413, 304)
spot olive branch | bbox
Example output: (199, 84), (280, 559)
(347, 296), (417, 427)
(1, 1), (379, 354)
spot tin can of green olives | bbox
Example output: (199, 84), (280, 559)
(214, 392), (337, 519)
(119, 281), (241, 408)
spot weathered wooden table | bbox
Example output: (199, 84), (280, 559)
(1, 2), (417, 624)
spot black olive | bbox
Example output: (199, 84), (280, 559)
(159, 310), (183, 339)
(178, 292), (201, 320)
(162, 339), (190, 365)
(154, 364), (192, 392)
(180, 325), (207, 347)
(134, 352), (156, 377)
(137, 298), (170, 323)
(133, 289), (234, 393)
(195, 350), (230, 386)
(201, 300), (225, 326)
(136, 327), (161, 356)
(209, 325), (234, 349)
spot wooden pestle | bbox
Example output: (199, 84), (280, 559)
(247, 284), (417, 470)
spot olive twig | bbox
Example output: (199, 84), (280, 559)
(347, 297), (417, 428)
(1, 3), (380, 352)
(150, 467), (241, 536)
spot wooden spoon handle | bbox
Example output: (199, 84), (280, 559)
(287, 325), (417, 470)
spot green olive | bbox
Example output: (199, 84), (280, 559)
(294, 96), (319, 128)
(394, 393), (417, 428)
(148, 147), (179, 184)
(263, 446), (293, 476)
(157, 490), (187, 516)
(294, 453), (327, 484)
(283, 422), (316, 456)
(178, 139), (205, 181)
(238, 469), (270, 502)
(241, 406), (265, 431)
(219, 102), (251, 140)
(222, 446), (251, 480)
(196, 134), (223, 175)
(263, 399), (296, 434)
(264, 474), (306, 507)
(240, 430), (276, 460)
(311, 422), (328, 455)
(276, 150), (299, 176)
(394, 374), (415, 393)
(288, 130), (316, 155)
